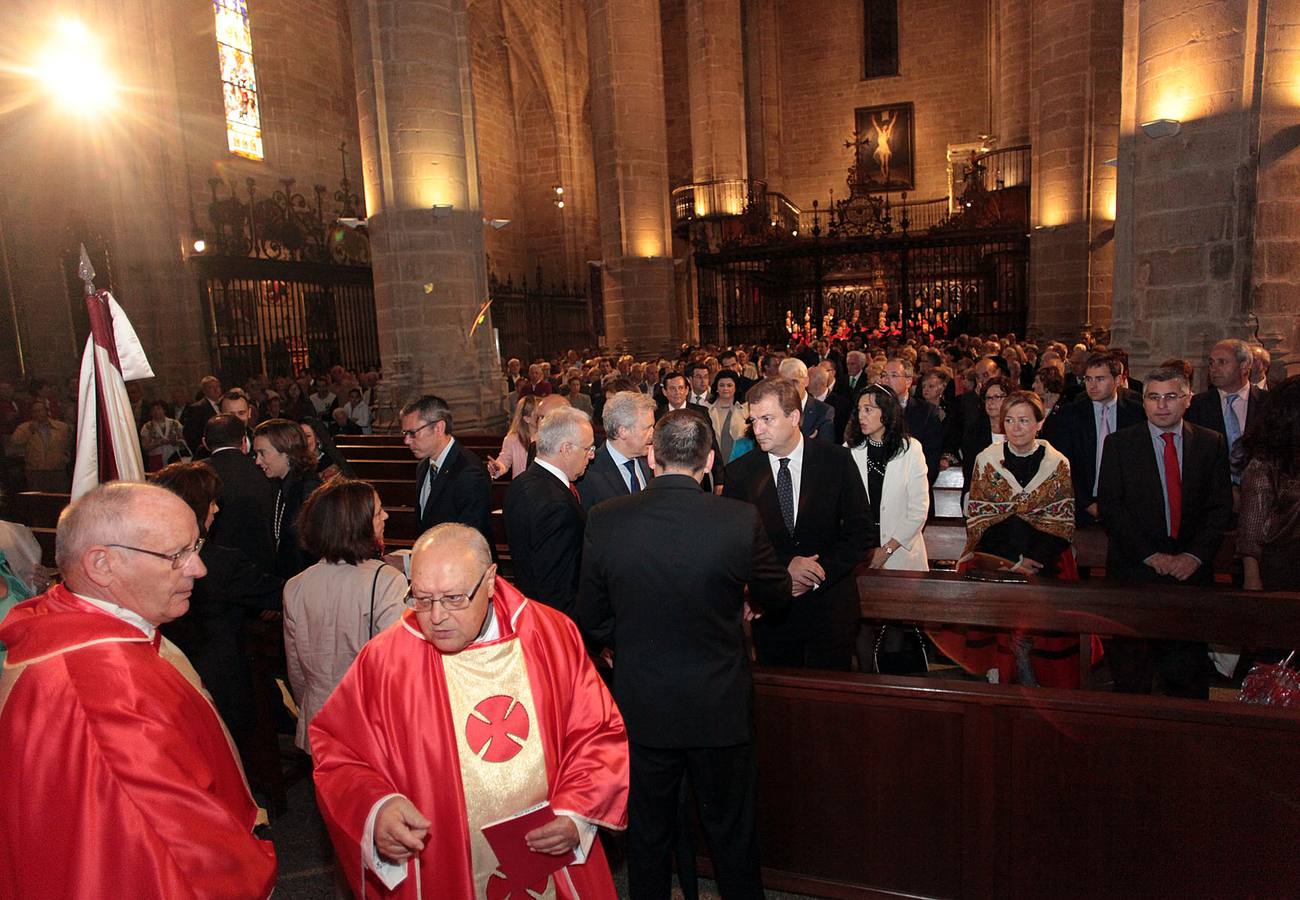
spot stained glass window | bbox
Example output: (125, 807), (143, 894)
(214, 0), (263, 160)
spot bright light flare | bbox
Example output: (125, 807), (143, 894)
(34, 18), (118, 111)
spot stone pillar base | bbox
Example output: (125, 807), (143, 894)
(600, 256), (678, 356)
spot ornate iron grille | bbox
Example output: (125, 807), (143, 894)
(489, 267), (595, 363)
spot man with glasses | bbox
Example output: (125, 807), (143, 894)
(0, 482), (277, 897)
(400, 394), (493, 544)
(880, 357), (944, 482)
(311, 523), (627, 899)
(1098, 366), (1232, 699)
(504, 407), (595, 618)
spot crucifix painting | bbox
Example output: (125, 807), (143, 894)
(853, 102), (915, 192)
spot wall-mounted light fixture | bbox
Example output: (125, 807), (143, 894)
(484, 218), (511, 230)
(432, 204), (454, 218)
(1140, 118), (1181, 139)
(1102, 158), (1118, 167)
(552, 185), (565, 209)
(191, 238), (207, 254)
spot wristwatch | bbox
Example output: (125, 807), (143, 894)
(884, 545), (896, 556)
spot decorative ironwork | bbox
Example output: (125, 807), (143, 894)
(198, 144), (369, 266)
(488, 265), (594, 362)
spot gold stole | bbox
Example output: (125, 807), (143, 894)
(442, 634), (555, 900)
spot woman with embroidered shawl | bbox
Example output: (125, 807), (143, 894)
(937, 390), (1082, 688)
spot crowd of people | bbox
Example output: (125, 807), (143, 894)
(0, 325), (1297, 898)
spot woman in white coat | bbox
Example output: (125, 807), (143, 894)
(846, 383), (931, 674)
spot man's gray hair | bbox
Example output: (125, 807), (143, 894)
(602, 391), (656, 439)
(55, 481), (178, 572)
(1216, 338), (1251, 366)
(886, 355), (915, 377)
(536, 406), (591, 457)
(847, 350), (867, 366)
(400, 395), (453, 432)
(778, 358), (808, 380)
(1145, 366), (1190, 391)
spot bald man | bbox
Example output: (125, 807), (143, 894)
(311, 523), (628, 898)
(0, 482), (276, 898)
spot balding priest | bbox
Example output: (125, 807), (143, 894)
(0, 482), (277, 898)
(311, 522), (629, 898)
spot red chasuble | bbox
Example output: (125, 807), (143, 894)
(311, 578), (629, 899)
(0, 585), (277, 899)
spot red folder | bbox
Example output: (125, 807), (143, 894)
(481, 801), (576, 891)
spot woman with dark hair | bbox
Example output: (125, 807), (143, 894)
(151, 461), (284, 756)
(1237, 375), (1300, 591)
(282, 478), (406, 753)
(252, 418), (321, 577)
(846, 383), (931, 673)
(961, 375), (1012, 496)
(941, 390), (1081, 688)
(1032, 364), (1067, 449)
(708, 371), (749, 463)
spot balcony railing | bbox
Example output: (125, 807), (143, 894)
(671, 179), (768, 222)
(968, 144), (1031, 192)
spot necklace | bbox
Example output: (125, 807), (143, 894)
(273, 487), (285, 549)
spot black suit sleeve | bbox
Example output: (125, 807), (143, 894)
(451, 458), (493, 541)
(821, 451), (875, 585)
(745, 510), (793, 617)
(575, 513), (613, 648)
(527, 498), (584, 613)
(202, 546), (286, 611)
(1097, 431), (1161, 564)
(1183, 430), (1233, 567)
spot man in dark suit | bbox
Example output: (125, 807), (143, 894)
(577, 410), (791, 900)
(656, 372), (723, 491)
(810, 363), (852, 445)
(724, 378), (874, 670)
(400, 395), (493, 544)
(504, 406), (594, 617)
(879, 357), (944, 482)
(1059, 353), (1145, 524)
(202, 414), (276, 573)
(1186, 338), (1264, 484)
(1098, 366), (1232, 699)
(578, 391), (656, 512)
(779, 358), (835, 444)
(838, 350), (869, 400)
(181, 375), (223, 456)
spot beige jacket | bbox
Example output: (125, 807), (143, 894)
(282, 558), (407, 753)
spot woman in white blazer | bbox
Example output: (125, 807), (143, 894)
(846, 383), (931, 673)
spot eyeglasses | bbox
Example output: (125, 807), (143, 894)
(1144, 392), (1189, 405)
(984, 393), (1007, 403)
(404, 565), (492, 612)
(401, 421), (435, 439)
(108, 538), (204, 569)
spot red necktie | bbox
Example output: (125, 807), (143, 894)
(569, 482), (580, 502)
(1161, 432), (1181, 539)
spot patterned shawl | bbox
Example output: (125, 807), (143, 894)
(962, 439), (1075, 559)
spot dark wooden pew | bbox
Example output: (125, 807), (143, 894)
(739, 572), (1300, 899)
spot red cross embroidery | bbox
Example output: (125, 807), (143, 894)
(465, 694), (530, 763)
(487, 872), (550, 899)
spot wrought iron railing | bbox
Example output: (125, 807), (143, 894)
(968, 144), (1031, 192)
(489, 268), (594, 363)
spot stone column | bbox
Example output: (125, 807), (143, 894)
(1113, 0), (1300, 378)
(1026, 0), (1122, 339)
(587, 0), (678, 354)
(347, 0), (505, 428)
(687, 0), (747, 203)
(742, 0), (783, 191)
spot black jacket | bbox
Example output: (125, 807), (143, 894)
(504, 462), (586, 616)
(655, 402), (724, 489)
(1058, 393), (1146, 523)
(723, 439), (874, 603)
(273, 469), (321, 578)
(902, 398), (944, 483)
(576, 475), (791, 747)
(800, 395), (836, 444)
(576, 444), (653, 512)
(204, 447), (278, 573)
(1097, 421), (1232, 583)
(415, 440), (493, 544)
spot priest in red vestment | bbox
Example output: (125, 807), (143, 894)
(0, 482), (277, 899)
(311, 522), (628, 899)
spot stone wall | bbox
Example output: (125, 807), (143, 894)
(774, 0), (994, 210)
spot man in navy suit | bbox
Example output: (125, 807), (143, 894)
(778, 358), (835, 444)
(1098, 366), (1232, 698)
(578, 390), (656, 512)
(656, 372), (724, 492)
(724, 378), (873, 670)
(811, 363), (852, 445)
(1059, 353), (1145, 524)
(400, 395), (493, 544)
(1186, 338), (1264, 485)
(504, 407), (595, 618)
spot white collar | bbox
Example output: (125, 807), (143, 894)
(535, 457), (571, 488)
(71, 591), (156, 639)
(431, 436), (456, 471)
(1218, 383), (1250, 403)
(773, 434), (805, 465)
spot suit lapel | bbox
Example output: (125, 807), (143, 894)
(424, 442), (458, 512)
(751, 455), (786, 536)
